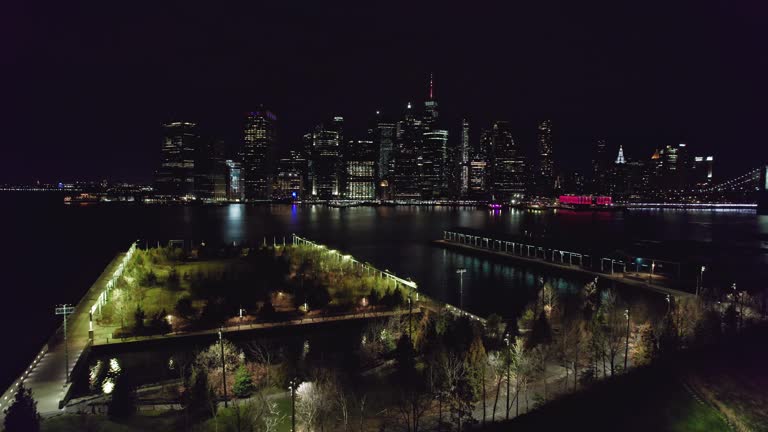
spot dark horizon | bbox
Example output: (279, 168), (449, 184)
(2, 1), (766, 183)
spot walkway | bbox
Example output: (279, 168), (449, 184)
(0, 254), (125, 415)
(435, 240), (693, 298)
(93, 308), (418, 348)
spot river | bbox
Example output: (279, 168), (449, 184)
(2, 191), (767, 391)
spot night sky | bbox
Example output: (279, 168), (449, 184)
(2, 1), (766, 183)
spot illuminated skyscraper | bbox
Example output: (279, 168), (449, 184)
(308, 126), (341, 199)
(243, 108), (276, 200)
(155, 121), (198, 198)
(225, 160), (243, 201)
(273, 151), (306, 200)
(536, 119), (554, 195)
(373, 112), (396, 179)
(484, 121), (526, 201)
(344, 139), (377, 199)
(421, 129), (449, 198)
(615, 145), (626, 164)
(460, 119), (470, 197)
(392, 103), (423, 199)
(423, 73), (438, 128)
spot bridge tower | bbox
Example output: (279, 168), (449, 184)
(759, 165), (768, 215)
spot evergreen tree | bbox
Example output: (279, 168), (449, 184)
(3, 384), (40, 432)
(232, 365), (255, 398)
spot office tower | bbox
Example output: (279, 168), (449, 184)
(485, 121), (526, 201)
(423, 73), (438, 128)
(469, 152), (488, 198)
(537, 119), (555, 196)
(421, 129), (449, 199)
(273, 151), (307, 200)
(308, 126), (342, 199)
(344, 139), (377, 199)
(591, 139), (610, 194)
(155, 121), (198, 198)
(392, 103), (423, 199)
(460, 119), (470, 197)
(692, 156), (714, 186)
(225, 160), (243, 201)
(652, 143), (691, 189)
(243, 108), (276, 200)
(374, 112), (396, 180)
(193, 138), (227, 201)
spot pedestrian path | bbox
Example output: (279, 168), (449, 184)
(0, 254), (124, 414)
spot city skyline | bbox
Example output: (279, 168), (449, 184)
(2, 2), (766, 183)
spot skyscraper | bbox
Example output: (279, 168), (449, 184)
(243, 109), (277, 200)
(344, 139), (377, 200)
(460, 119), (470, 197)
(423, 73), (438, 128)
(273, 151), (306, 200)
(225, 160), (243, 201)
(485, 121), (526, 201)
(591, 139), (609, 194)
(308, 126), (342, 199)
(155, 121), (198, 198)
(615, 145), (626, 164)
(392, 103), (423, 199)
(420, 129), (449, 198)
(374, 113), (396, 180)
(537, 119), (555, 196)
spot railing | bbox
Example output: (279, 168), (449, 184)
(292, 234), (486, 324)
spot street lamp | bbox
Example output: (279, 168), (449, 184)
(624, 308), (630, 372)
(456, 268), (467, 310)
(649, 261), (656, 284)
(697, 266), (706, 297)
(288, 378), (300, 432)
(504, 335), (511, 420)
(218, 327), (228, 407)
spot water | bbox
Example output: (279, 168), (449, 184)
(2, 191), (768, 392)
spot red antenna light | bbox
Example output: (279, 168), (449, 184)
(428, 73), (434, 100)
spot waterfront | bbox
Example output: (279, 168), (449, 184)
(3, 191), (768, 394)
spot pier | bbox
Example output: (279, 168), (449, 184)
(437, 229), (693, 298)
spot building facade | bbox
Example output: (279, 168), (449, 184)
(243, 109), (276, 200)
(154, 122), (198, 198)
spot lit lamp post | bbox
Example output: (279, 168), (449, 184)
(649, 261), (656, 284)
(55, 304), (75, 383)
(697, 266), (706, 297)
(288, 378), (300, 432)
(504, 335), (511, 420)
(624, 308), (630, 371)
(218, 327), (228, 407)
(456, 268), (467, 310)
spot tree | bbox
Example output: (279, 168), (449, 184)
(133, 305), (146, 336)
(175, 296), (195, 320)
(108, 373), (136, 419)
(526, 311), (553, 350)
(466, 334), (487, 425)
(182, 366), (215, 419)
(3, 384), (40, 432)
(233, 365), (255, 398)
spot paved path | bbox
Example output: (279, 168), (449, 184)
(435, 240), (693, 298)
(0, 254), (125, 414)
(93, 308), (418, 348)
